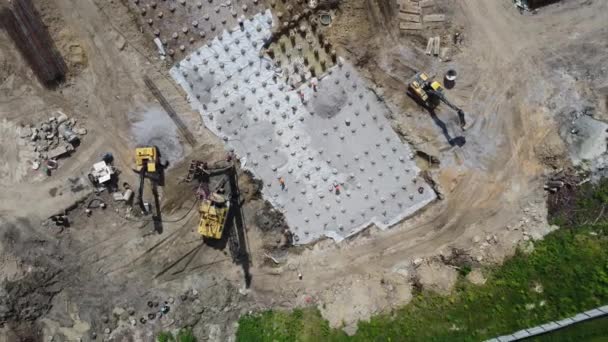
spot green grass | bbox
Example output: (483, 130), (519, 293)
(526, 316), (608, 341)
(236, 179), (608, 341)
(157, 329), (196, 342)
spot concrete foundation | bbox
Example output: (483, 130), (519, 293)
(170, 10), (435, 244)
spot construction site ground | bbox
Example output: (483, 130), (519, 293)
(0, 0), (607, 340)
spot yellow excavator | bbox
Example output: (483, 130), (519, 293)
(198, 190), (230, 240)
(409, 72), (466, 130)
(134, 146), (163, 231)
(184, 160), (233, 240)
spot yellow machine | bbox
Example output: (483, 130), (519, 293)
(409, 72), (466, 129)
(409, 72), (442, 104)
(198, 192), (230, 239)
(134, 147), (163, 232)
(135, 147), (158, 174)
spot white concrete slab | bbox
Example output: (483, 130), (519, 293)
(170, 10), (435, 244)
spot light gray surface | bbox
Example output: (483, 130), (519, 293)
(586, 309), (603, 316)
(526, 326), (544, 335)
(170, 10), (435, 244)
(512, 330), (529, 339)
(555, 318), (574, 326)
(539, 322), (559, 331)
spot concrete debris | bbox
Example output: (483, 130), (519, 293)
(47, 144), (75, 160)
(425, 36), (440, 56)
(439, 47), (451, 62)
(74, 127), (87, 135)
(432, 36), (440, 56)
(116, 35), (127, 51)
(425, 37), (434, 55)
(18, 111), (85, 171)
(56, 111), (69, 124)
(154, 37), (166, 56)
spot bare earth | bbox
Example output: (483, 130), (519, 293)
(0, 0), (607, 340)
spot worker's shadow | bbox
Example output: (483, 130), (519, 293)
(427, 108), (466, 147)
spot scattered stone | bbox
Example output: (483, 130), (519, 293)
(465, 269), (486, 285)
(74, 127), (87, 135)
(56, 112), (69, 124)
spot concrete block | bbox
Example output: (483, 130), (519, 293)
(526, 326), (545, 335)
(171, 10), (435, 245)
(584, 308), (605, 318)
(400, 3), (421, 14)
(572, 313), (590, 322)
(425, 37), (434, 55)
(400, 22), (423, 31)
(423, 14), (446, 23)
(398, 12), (421, 22)
(598, 305), (608, 313)
(432, 36), (440, 56)
(496, 335), (516, 342)
(419, 0), (434, 8)
(512, 330), (529, 339)
(539, 322), (559, 331)
(555, 318), (574, 326)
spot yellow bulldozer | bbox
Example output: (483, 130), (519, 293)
(184, 160), (233, 240)
(198, 192), (230, 240)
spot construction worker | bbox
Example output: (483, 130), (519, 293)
(334, 183), (340, 195)
(278, 177), (286, 191)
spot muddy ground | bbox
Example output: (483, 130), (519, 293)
(1, 0), (607, 340)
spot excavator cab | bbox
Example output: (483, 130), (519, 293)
(135, 147), (158, 174)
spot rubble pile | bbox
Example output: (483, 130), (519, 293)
(18, 111), (86, 167)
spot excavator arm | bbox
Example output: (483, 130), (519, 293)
(429, 89), (466, 129)
(137, 161), (147, 213)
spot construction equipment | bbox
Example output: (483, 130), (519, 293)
(135, 147), (158, 175)
(134, 147), (163, 232)
(198, 190), (231, 240)
(197, 172), (231, 240)
(88, 160), (115, 186)
(408, 72), (466, 129)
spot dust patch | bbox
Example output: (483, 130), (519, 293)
(130, 107), (184, 167)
